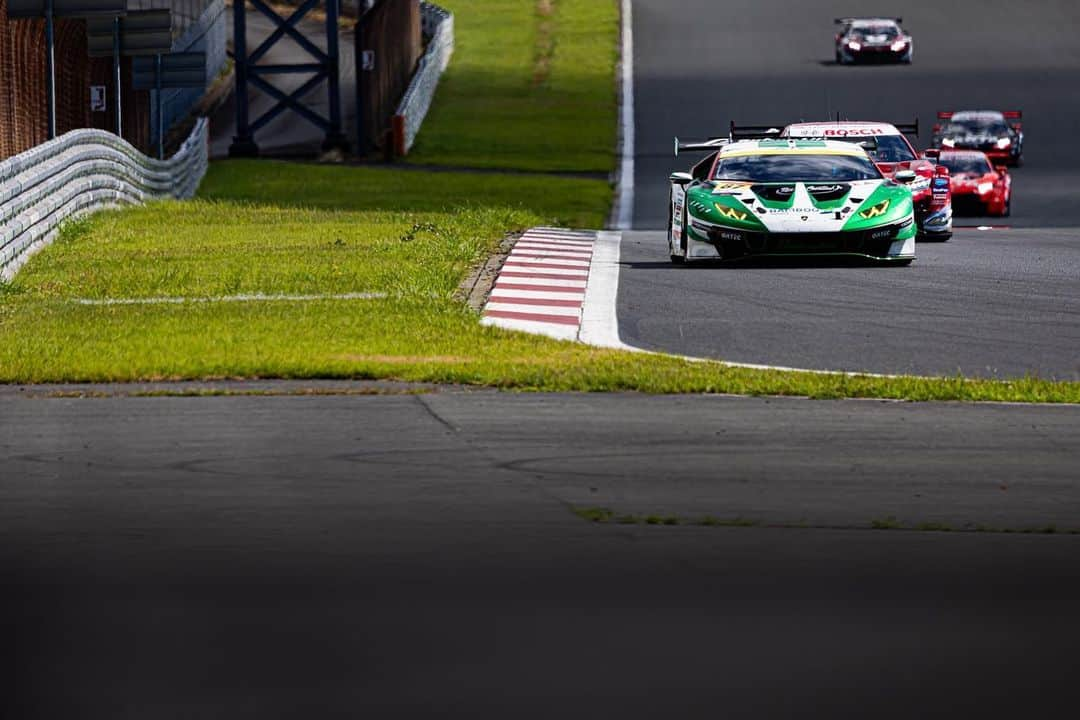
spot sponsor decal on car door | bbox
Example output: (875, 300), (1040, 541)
(671, 185), (686, 249)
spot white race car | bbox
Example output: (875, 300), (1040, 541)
(668, 138), (918, 264)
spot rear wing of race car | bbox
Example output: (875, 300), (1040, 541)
(728, 122), (783, 141)
(933, 112), (951, 133)
(895, 120), (919, 137)
(834, 17), (902, 24)
(673, 137), (728, 157)
(729, 118), (919, 139)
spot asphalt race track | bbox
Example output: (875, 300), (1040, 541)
(623, 0), (1080, 378)
(4, 389), (1080, 718)
(5, 4), (1080, 717)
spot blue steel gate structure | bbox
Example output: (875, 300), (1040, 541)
(228, 0), (348, 156)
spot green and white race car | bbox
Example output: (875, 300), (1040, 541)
(668, 138), (917, 265)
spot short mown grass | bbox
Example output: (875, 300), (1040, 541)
(1, 159), (1079, 403)
(406, 0), (618, 173)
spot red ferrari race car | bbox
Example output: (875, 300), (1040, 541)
(925, 149), (1011, 217)
(730, 120), (953, 240)
(931, 110), (1024, 166)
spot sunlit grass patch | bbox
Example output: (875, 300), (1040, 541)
(407, 0), (618, 172)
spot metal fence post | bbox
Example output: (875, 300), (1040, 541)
(113, 16), (122, 138)
(155, 53), (163, 159)
(322, 0), (348, 151)
(44, 0), (57, 139)
(354, 7), (365, 155)
(229, 0), (258, 156)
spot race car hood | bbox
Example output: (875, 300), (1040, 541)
(690, 179), (912, 233)
(948, 173), (992, 194)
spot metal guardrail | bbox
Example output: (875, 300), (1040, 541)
(0, 118), (208, 280)
(393, 2), (454, 155)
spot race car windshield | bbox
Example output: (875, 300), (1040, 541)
(713, 154), (882, 182)
(948, 119), (1009, 136)
(940, 156), (992, 175)
(822, 135), (916, 163)
(852, 26), (898, 39)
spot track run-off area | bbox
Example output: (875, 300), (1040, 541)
(619, 0), (1080, 380)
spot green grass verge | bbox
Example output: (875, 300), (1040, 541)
(0, 159), (1078, 402)
(407, 0), (618, 173)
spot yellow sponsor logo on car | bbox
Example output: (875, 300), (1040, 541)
(715, 204), (749, 221)
(712, 181), (754, 193)
(859, 199), (891, 219)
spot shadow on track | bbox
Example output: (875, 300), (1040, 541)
(624, 256), (912, 270)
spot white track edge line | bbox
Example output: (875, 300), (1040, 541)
(578, 231), (626, 348)
(614, 0), (635, 231)
(72, 292), (389, 306)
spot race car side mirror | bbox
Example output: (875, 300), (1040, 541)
(995, 165), (1009, 175)
(934, 165), (949, 177)
(669, 172), (694, 185)
(923, 148), (941, 161)
(895, 170), (917, 183)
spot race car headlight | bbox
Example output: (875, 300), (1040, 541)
(996, 137), (1012, 149)
(890, 40), (908, 51)
(714, 204), (748, 221)
(977, 182), (994, 195)
(941, 138), (956, 148)
(859, 199), (890, 219)
(847, 40), (861, 51)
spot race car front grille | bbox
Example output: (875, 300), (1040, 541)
(850, 49), (908, 63)
(707, 225), (903, 258)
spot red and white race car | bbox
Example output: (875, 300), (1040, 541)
(926, 149), (1011, 217)
(731, 120), (953, 240)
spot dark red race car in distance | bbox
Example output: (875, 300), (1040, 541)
(932, 111), (1024, 166)
(926, 149), (1011, 217)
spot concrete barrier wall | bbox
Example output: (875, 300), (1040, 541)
(393, 2), (454, 155)
(0, 118), (209, 280)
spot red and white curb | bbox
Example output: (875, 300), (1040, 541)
(481, 227), (624, 346)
